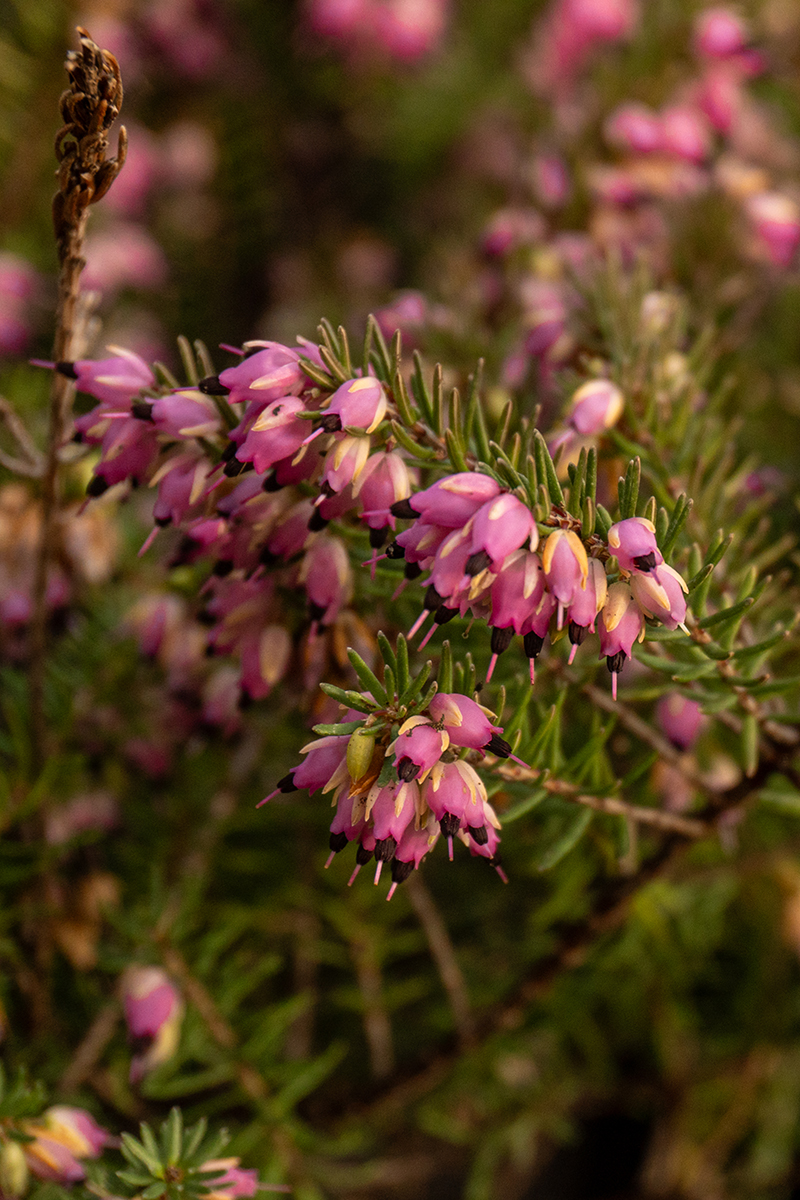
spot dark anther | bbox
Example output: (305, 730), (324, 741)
(320, 413), (342, 433)
(466, 549), (492, 576)
(490, 625), (514, 655)
(390, 498), (418, 520)
(397, 757), (420, 782)
(424, 584), (442, 610)
(72, 430), (83, 444)
(434, 605), (458, 626)
(356, 843), (374, 865)
(606, 650), (627, 674)
(486, 734), (512, 758)
(221, 440), (238, 462)
(155, 515), (172, 528)
(319, 480), (336, 498)
(633, 551), (657, 571)
(55, 361), (78, 379)
(390, 858), (414, 885)
(197, 610), (215, 626)
(198, 375), (230, 396)
(237, 690), (254, 710)
(259, 546), (278, 566)
(523, 630), (545, 659)
(369, 526), (388, 548)
(374, 836), (397, 862)
(386, 541), (405, 560)
(308, 509), (329, 532)
(568, 620), (589, 646)
(223, 458), (247, 477)
(470, 825), (489, 845)
(439, 812), (461, 838)
(213, 559), (234, 577)
(86, 475), (109, 497)
(308, 601), (327, 623)
(242, 345), (262, 358)
(131, 401), (154, 421)
(277, 772), (298, 793)
(329, 831), (348, 853)
(263, 473), (282, 493)
(404, 561), (422, 580)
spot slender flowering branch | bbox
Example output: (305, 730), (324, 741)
(29, 27), (127, 765)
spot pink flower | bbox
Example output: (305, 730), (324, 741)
(568, 379), (624, 436)
(694, 7), (748, 59)
(214, 343), (305, 405)
(358, 450), (412, 533)
(566, 558), (608, 662)
(597, 583), (644, 698)
(541, 529), (589, 622)
(201, 1158), (264, 1200)
(657, 693), (704, 750)
(393, 716), (448, 780)
(660, 105), (712, 164)
(468, 493), (537, 573)
(122, 965), (184, 1084)
(320, 376), (388, 434)
(604, 103), (663, 154)
(320, 434), (371, 495)
(83, 223), (169, 294)
(393, 472), (501, 527)
(746, 192), (800, 268)
(428, 692), (509, 756)
(24, 1108), (113, 1183)
(630, 562), (689, 630)
(54, 346), (155, 406)
(301, 534), (353, 627)
(150, 391), (222, 439)
(236, 396), (309, 473)
(607, 516), (662, 573)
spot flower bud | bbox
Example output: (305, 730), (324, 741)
(568, 379), (624, 436)
(121, 965), (184, 1084)
(347, 727), (377, 783)
(0, 1140), (29, 1197)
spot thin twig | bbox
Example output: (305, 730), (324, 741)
(406, 874), (476, 1046)
(350, 929), (395, 1079)
(0, 395), (45, 475)
(59, 1001), (119, 1093)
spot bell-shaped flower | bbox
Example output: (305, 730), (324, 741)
(541, 528), (589, 623)
(150, 451), (211, 528)
(395, 519), (448, 567)
(150, 390), (222, 439)
(607, 516), (663, 573)
(521, 589), (557, 681)
(22, 1107), (112, 1186)
(121, 965), (184, 1084)
(201, 1158), (261, 1200)
(660, 104), (711, 163)
(566, 558), (608, 662)
(47, 345), (154, 405)
(428, 692), (510, 757)
(301, 534), (353, 627)
(423, 760), (487, 855)
(468, 493), (537, 574)
(604, 103), (663, 154)
(693, 6), (748, 59)
(320, 376), (387, 434)
(393, 716), (448, 781)
(236, 396), (308, 473)
(88, 416), (160, 494)
(485, 550), (545, 679)
(368, 780), (419, 879)
(630, 562), (688, 630)
(265, 499), (314, 560)
(327, 790), (367, 862)
(597, 583), (644, 698)
(392, 471), (501, 527)
(212, 343), (305, 405)
(568, 379), (624, 436)
(239, 623), (292, 700)
(746, 192), (800, 269)
(358, 450), (412, 532)
(387, 816), (440, 899)
(657, 693), (704, 751)
(320, 434), (371, 496)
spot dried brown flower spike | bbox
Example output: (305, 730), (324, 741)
(52, 26), (127, 262)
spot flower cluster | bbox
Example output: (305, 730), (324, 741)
(264, 685), (518, 895)
(37, 340), (416, 701)
(389, 477), (688, 698)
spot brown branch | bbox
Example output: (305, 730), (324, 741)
(406, 874), (476, 1046)
(29, 27), (126, 768)
(59, 1001), (119, 1093)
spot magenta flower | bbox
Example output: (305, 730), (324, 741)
(121, 965), (184, 1083)
(301, 534), (353, 628)
(265, 499), (315, 560)
(597, 583), (645, 698)
(566, 557), (608, 663)
(150, 390), (222, 439)
(150, 451), (211, 529)
(393, 716), (448, 780)
(88, 416), (160, 494)
(387, 816), (440, 898)
(236, 396), (309, 473)
(657, 693), (704, 750)
(319, 376), (387, 434)
(629, 562), (688, 630)
(211, 343), (305, 405)
(201, 1159), (267, 1200)
(660, 105), (711, 163)
(604, 103), (662, 154)
(606, 516), (662, 573)
(358, 450), (412, 533)
(392, 471), (500, 527)
(468, 493), (537, 573)
(746, 192), (800, 268)
(486, 549), (545, 680)
(319, 434), (371, 496)
(428, 692), (510, 756)
(693, 6), (748, 59)
(541, 529), (589, 624)
(41, 346), (154, 405)
(327, 790), (367, 864)
(568, 379), (624, 436)
(368, 779), (418, 878)
(423, 759), (488, 857)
